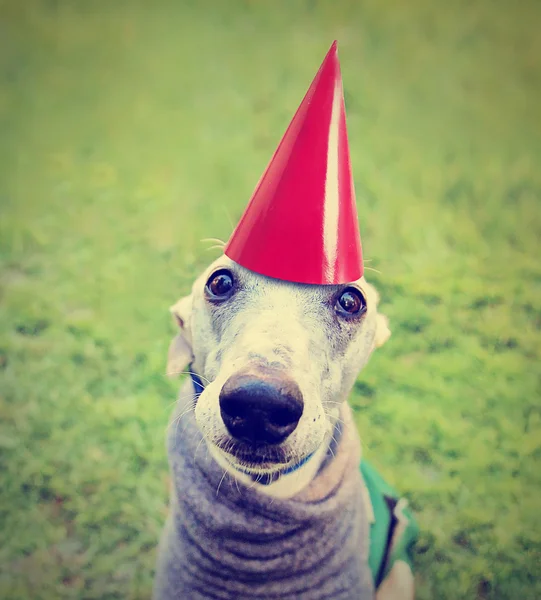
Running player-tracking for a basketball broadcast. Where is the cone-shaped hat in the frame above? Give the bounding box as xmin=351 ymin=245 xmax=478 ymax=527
xmin=224 ymin=41 xmax=363 ymax=284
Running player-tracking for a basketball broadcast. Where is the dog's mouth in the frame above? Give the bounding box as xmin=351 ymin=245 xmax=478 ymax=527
xmin=215 ymin=438 xmax=311 ymax=475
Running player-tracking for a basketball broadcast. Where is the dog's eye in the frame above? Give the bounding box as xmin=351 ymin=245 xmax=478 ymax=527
xmin=335 ymin=288 xmax=366 ymax=317
xmin=206 ymin=270 xmax=235 ymax=300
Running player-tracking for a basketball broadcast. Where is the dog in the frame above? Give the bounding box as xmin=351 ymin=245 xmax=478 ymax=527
xmin=153 ymin=253 xmax=415 ymax=599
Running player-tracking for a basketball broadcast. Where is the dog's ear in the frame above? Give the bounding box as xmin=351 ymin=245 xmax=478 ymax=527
xmin=361 ymin=279 xmax=391 ymax=349
xmin=374 ymin=313 xmax=391 ymax=348
xmin=167 ymin=294 xmax=194 ymax=376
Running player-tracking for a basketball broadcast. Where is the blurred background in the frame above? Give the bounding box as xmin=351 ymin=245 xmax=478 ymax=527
xmin=0 ymin=0 xmax=540 ymax=598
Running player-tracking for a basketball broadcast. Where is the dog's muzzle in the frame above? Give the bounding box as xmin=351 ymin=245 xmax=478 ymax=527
xmin=219 ymin=368 xmax=304 ymax=446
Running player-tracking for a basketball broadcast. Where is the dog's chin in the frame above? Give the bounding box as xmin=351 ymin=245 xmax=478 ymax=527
xmin=215 ymin=440 xmax=306 ymax=475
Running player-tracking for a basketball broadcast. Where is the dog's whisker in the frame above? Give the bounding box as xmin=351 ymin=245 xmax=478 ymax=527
xmin=216 ymin=469 xmax=228 ymax=497
xmin=325 ymin=414 xmax=345 ymax=427
xmin=328 ymin=433 xmax=339 ymax=460
xmin=163 ymin=391 xmax=198 ymax=414
xmin=364 ymin=266 xmax=381 ymax=274
xmin=200 ymin=237 xmax=226 ymax=246
xmin=248 ymin=472 xmax=262 ymax=491
xmin=322 ymin=402 xmax=345 ymax=427
xmin=175 ymin=370 xmax=212 ymax=385
xmin=156 ymin=400 xmax=193 ymax=443
xmin=176 ymin=390 xmax=199 ymax=403
xmin=194 ymin=435 xmax=207 ymax=463
xmin=172 ymin=409 xmax=192 ymax=439
xmin=166 ymin=412 xmax=186 ymax=438
xmin=175 ymin=390 xmax=200 ymax=404
xmin=166 ymin=396 xmax=198 ymax=428
xmin=163 ymin=398 xmax=182 ymax=413
xmin=167 ymin=404 xmax=196 ymax=433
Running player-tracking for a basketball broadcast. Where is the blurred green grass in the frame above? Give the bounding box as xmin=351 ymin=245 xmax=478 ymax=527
xmin=0 ymin=0 xmax=540 ymax=598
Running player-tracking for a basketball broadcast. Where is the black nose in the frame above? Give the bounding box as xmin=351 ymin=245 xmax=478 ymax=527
xmin=219 ymin=372 xmax=304 ymax=445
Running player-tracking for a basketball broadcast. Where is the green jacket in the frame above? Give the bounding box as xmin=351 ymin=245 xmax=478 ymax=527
xmin=361 ymin=460 xmax=419 ymax=588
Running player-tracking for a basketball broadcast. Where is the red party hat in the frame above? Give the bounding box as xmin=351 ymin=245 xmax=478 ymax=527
xmin=224 ymin=41 xmax=363 ymax=285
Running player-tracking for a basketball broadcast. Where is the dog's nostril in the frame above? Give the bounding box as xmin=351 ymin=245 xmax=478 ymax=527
xmin=271 ymin=406 xmax=302 ymax=428
xmin=221 ymin=396 xmax=249 ymax=421
xmin=219 ymin=373 xmax=303 ymax=446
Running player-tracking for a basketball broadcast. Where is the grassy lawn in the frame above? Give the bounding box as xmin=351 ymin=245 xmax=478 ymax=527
xmin=1 ymin=0 xmax=540 ymax=598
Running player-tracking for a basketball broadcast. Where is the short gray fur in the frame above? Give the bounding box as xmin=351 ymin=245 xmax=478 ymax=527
xmin=153 ymin=385 xmax=375 ymax=600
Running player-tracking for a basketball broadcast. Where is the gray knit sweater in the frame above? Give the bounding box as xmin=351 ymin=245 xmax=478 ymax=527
xmin=153 ymin=382 xmax=375 ymax=600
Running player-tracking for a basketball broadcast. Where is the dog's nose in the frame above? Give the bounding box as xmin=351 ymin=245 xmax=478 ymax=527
xmin=219 ymin=372 xmax=303 ymax=445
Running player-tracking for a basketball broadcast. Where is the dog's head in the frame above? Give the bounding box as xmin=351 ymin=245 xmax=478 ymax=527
xmin=168 ymin=254 xmax=390 ymax=477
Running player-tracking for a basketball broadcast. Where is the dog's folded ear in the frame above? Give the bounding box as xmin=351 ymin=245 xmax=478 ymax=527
xmin=363 ymin=280 xmax=391 ymax=349
xmin=167 ymin=294 xmax=194 ymax=377
xmin=374 ymin=313 xmax=391 ymax=348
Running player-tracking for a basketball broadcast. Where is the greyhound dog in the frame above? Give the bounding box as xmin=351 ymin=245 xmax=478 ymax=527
xmin=153 ymin=253 xmax=415 ymax=599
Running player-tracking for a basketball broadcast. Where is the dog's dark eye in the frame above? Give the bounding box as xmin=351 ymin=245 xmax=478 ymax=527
xmin=335 ymin=288 xmax=366 ymax=317
xmin=206 ymin=270 xmax=235 ymax=300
